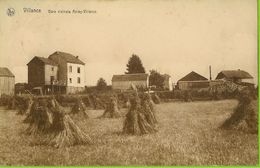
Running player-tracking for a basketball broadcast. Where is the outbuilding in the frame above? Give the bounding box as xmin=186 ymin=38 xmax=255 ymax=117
xmin=177 ymin=71 xmax=209 ymax=90
xmin=0 ymin=67 xmax=15 ymax=95
xmin=112 ymin=73 xmax=149 ymax=91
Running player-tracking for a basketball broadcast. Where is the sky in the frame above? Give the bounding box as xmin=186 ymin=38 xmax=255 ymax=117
xmin=0 ymin=0 xmax=258 ymax=86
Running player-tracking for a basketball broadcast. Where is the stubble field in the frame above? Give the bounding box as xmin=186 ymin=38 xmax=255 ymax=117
xmin=0 ymin=99 xmax=258 ymax=166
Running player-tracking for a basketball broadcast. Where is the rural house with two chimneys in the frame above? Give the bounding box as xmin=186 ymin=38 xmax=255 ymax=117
xmin=27 ymin=51 xmax=85 ymax=94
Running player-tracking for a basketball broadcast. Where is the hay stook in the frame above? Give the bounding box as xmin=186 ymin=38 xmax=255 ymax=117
xmin=70 ymin=97 xmax=89 ymax=118
xmin=24 ymin=97 xmax=92 ymax=148
xmin=221 ymin=88 xmax=258 ymax=134
xmin=123 ymin=93 xmax=158 ymax=135
xmin=152 ymin=93 xmax=161 ymax=104
xmin=101 ymin=96 xmax=121 ymax=118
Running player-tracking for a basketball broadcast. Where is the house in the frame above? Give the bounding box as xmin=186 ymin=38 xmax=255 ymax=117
xmin=48 ymin=51 xmax=85 ymax=93
xmin=27 ymin=51 xmax=85 ymax=94
xmin=0 ymin=67 xmax=15 ymax=95
xmin=112 ymin=73 xmax=149 ymax=91
xmin=215 ymin=69 xmax=255 ymax=88
xmin=177 ymin=71 xmax=209 ymax=90
xmin=163 ymin=74 xmax=173 ymax=91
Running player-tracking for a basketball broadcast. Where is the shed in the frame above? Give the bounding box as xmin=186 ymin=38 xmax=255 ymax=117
xmin=177 ymin=71 xmax=209 ymax=90
xmin=112 ymin=73 xmax=149 ymax=90
xmin=0 ymin=67 xmax=15 ymax=95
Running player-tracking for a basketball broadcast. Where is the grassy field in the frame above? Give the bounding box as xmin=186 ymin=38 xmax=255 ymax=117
xmin=0 ymin=99 xmax=258 ymax=166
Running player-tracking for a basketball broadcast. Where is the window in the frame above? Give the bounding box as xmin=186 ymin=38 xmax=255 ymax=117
xmin=51 ymin=67 xmax=54 ymax=71
xmin=77 ymin=77 xmax=80 ymax=84
xmin=69 ymin=66 xmax=72 ymax=73
xmin=77 ymin=67 xmax=80 ymax=73
xmin=69 ymin=78 xmax=72 ymax=83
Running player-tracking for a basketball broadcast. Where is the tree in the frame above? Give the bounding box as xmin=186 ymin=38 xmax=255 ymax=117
xmin=125 ymin=54 xmax=146 ymax=74
xmin=149 ymin=70 xmax=165 ymax=89
xmin=96 ymin=78 xmax=107 ymax=91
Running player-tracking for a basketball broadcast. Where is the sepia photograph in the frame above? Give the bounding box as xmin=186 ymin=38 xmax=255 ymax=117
xmin=0 ymin=0 xmax=258 ymax=166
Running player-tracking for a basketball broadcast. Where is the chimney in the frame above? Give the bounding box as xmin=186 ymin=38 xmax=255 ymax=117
xmin=209 ymin=65 xmax=212 ymax=80
xmin=76 ymin=56 xmax=79 ymax=59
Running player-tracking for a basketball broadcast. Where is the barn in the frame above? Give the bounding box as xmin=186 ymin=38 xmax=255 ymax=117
xmin=216 ymin=70 xmax=254 ymax=83
xmin=0 ymin=67 xmax=15 ymax=95
xmin=177 ymin=71 xmax=209 ymax=90
xmin=215 ymin=69 xmax=255 ymax=88
xmin=112 ymin=73 xmax=149 ymax=91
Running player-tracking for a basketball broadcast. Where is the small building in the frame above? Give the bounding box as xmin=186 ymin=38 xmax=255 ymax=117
xmin=27 ymin=51 xmax=85 ymax=94
xmin=112 ymin=73 xmax=149 ymax=91
xmin=216 ymin=70 xmax=254 ymax=84
xmin=163 ymin=74 xmax=173 ymax=91
xmin=0 ymin=67 xmax=15 ymax=95
xmin=177 ymin=71 xmax=209 ymax=90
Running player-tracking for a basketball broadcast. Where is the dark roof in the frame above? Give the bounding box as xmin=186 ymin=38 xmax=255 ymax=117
xmin=216 ymin=70 xmax=253 ymax=79
xmin=112 ymin=73 xmax=149 ymax=82
xmin=27 ymin=56 xmax=57 ymax=66
xmin=0 ymin=67 xmax=15 ymax=77
xmin=49 ymin=51 xmax=85 ymax=65
xmin=178 ymin=71 xmax=208 ymax=82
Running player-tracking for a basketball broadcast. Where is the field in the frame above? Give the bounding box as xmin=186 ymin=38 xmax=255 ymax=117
xmin=0 ymin=99 xmax=258 ymax=166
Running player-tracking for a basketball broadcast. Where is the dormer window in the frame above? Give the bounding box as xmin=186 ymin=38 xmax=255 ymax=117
xmin=69 ymin=66 xmax=72 ymax=73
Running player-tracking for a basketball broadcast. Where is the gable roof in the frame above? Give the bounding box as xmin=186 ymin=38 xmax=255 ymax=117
xmin=216 ymin=70 xmax=253 ymax=79
xmin=0 ymin=67 xmax=15 ymax=77
xmin=178 ymin=71 xmax=208 ymax=82
xmin=112 ymin=73 xmax=149 ymax=82
xmin=49 ymin=51 xmax=85 ymax=65
xmin=27 ymin=56 xmax=57 ymax=66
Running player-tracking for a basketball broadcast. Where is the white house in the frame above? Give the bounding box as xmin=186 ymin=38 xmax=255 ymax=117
xmin=27 ymin=51 xmax=86 ymax=94
xmin=49 ymin=51 xmax=85 ymax=94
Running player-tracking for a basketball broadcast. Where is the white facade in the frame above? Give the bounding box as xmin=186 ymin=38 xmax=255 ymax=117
xmin=67 ymin=63 xmax=85 ymax=88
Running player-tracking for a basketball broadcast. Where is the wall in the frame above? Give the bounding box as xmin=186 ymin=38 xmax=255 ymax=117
xmin=112 ymin=80 xmax=148 ymax=90
xmin=66 ymin=86 xmax=85 ymax=94
xmin=0 ymin=76 xmax=15 ymax=95
xmin=241 ymin=78 xmax=254 ymax=84
xmin=164 ymin=77 xmax=173 ymax=91
xmin=44 ymin=64 xmax=58 ymax=85
xmin=48 ymin=55 xmax=68 ymax=85
xmin=67 ymin=63 xmax=85 ymax=88
xmin=178 ymin=80 xmax=210 ymax=90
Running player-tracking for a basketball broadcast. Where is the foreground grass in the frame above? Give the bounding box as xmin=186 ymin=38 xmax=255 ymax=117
xmin=0 ymin=99 xmax=258 ymax=166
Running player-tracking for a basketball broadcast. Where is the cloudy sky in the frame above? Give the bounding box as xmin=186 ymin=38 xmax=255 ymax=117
xmin=0 ymin=0 xmax=257 ymax=85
